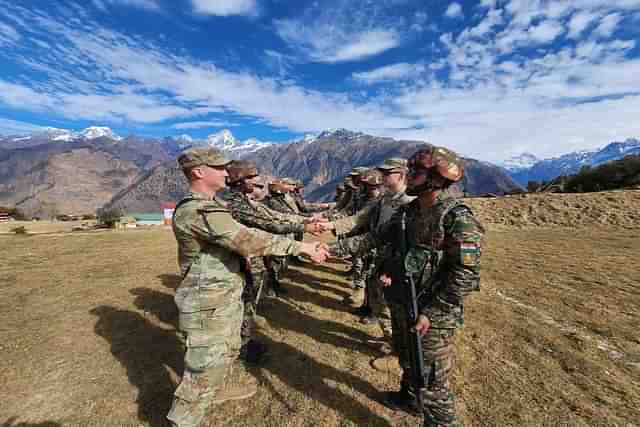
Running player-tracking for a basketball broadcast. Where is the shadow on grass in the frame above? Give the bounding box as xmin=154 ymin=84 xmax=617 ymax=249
xmin=252 ymin=333 xmax=391 ymax=426
xmin=285 ymin=267 xmax=352 ymax=301
xmin=130 ymin=287 xmax=179 ymax=330
xmin=261 ymin=297 xmax=376 ymax=357
xmin=1 ymin=419 xmax=62 ymax=427
xmin=89 ymin=305 xmax=183 ymax=427
xmin=157 ymin=273 xmax=182 ymax=291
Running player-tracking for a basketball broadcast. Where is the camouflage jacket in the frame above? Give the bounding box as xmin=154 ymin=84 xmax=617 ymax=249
xmin=172 ymin=191 xmax=302 ymax=315
xmin=264 ymin=193 xmax=302 ymax=215
xmin=292 ymin=193 xmax=327 ymax=214
xmin=226 ymin=189 xmax=307 ymax=272
xmin=331 ymin=192 xmax=484 ymax=328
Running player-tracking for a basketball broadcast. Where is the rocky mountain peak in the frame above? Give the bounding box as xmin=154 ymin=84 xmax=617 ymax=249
xmin=206 ymin=129 xmax=237 ymax=148
xmin=80 ymin=126 xmax=122 ymax=141
xmin=500 ymin=152 xmax=540 ymax=172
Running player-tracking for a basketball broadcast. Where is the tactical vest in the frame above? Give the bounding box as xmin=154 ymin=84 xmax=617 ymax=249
xmin=402 ymin=197 xmax=477 ymax=308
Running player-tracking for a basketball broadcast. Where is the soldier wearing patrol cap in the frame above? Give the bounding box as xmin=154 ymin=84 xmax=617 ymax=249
xmin=224 ymin=160 xmax=323 ymax=364
xmin=327 ymin=147 xmax=484 ymax=426
xmin=167 ymin=148 xmax=328 ymax=427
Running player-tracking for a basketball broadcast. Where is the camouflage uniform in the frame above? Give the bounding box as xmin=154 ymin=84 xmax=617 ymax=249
xmin=331 ymin=149 xmax=484 ymax=427
xmin=226 ymin=188 xmax=307 ymax=345
xmin=330 ymin=159 xmax=414 ymax=337
xmin=168 ymin=154 xmax=306 ymax=427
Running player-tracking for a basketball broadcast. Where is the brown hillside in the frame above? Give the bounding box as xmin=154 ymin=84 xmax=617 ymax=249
xmin=467 ymin=190 xmax=640 ymax=229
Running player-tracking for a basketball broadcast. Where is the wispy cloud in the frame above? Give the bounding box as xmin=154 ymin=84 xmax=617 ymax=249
xmin=172 ymin=120 xmax=237 ymax=129
xmin=190 ymin=0 xmax=258 ymax=17
xmin=352 ymin=63 xmax=425 ymax=84
xmin=0 ymin=20 xmax=20 ymax=46
xmin=274 ymin=0 xmax=409 ymax=63
xmin=275 ymin=20 xmax=400 ymax=63
xmin=0 ymin=118 xmax=44 ymax=135
xmin=445 ymin=3 xmax=463 ymax=19
xmin=92 ymin=0 xmax=162 ymax=12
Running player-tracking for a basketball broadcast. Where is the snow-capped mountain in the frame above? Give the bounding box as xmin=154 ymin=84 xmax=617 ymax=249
xmin=40 ymin=127 xmax=77 ymax=142
xmin=504 ymin=138 xmax=640 ymax=186
xmin=174 ymin=129 xmax=274 ymax=158
xmin=499 ymin=152 xmax=540 ymax=172
xmin=5 ymin=126 xmax=122 ymax=143
xmin=80 ymin=126 xmax=122 ymax=141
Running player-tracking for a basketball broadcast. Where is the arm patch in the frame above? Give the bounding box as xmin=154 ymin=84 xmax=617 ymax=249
xmin=459 ymin=242 xmax=481 ymax=266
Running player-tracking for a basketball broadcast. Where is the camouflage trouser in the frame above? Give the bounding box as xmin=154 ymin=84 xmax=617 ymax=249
xmin=351 ymin=256 xmax=365 ymax=289
xmin=390 ymin=301 xmax=459 ymax=426
xmin=368 ymin=273 xmax=391 ymax=340
xmin=240 ymin=271 xmax=265 ymax=347
xmin=167 ymin=286 xmax=244 ymax=427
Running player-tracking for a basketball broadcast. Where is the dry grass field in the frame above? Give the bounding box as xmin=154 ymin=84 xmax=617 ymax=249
xmin=1 ymin=192 xmax=639 ymax=427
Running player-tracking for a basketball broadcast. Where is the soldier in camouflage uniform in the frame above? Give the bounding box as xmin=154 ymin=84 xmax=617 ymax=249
xmin=225 ymin=160 xmax=323 ymax=363
xmin=292 ymin=179 xmax=333 ymax=215
xmin=350 ymin=169 xmax=385 ymax=321
xmin=167 ymin=148 xmax=328 ymax=427
xmin=328 ymin=147 xmax=484 ymax=426
xmin=321 ymin=159 xmax=414 ymax=341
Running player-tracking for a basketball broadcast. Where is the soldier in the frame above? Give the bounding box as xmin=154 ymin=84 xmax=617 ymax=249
xmin=328 ymin=147 xmax=484 ymax=426
xmin=225 ymin=160 xmax=324 ymax=364
xmin=320 ymin=159 xmax=414 ymax=342
xmin=292 ymin=179 xmax=333 ymax=214
xmin=350 ymin=169 xmax=385 ymax=320
xmin=168 ymin=148 xmax=328 ymax=427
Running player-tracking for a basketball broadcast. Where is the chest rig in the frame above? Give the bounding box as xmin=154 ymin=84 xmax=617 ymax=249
xmin=402 ymin=197 xmax=468 ymax=299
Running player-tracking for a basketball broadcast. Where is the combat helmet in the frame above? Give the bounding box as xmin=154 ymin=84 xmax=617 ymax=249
xmin=226 ymin=160 xmax=258 ymax=184
xmin=406 ymin=146 xmax=464 ymax=195
xmin=361 ymin=169 xmax=384 ymax=186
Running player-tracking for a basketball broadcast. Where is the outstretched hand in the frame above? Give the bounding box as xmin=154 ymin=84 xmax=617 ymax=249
xmin=299 ymin=241 xmax=329 ymax=264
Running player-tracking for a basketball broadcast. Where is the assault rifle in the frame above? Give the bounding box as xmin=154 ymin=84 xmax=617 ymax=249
xmin=399 ymin=211 xmax=426 ymax=416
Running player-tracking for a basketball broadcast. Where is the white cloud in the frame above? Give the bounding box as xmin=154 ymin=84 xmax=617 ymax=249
xmin=567 ymin=11 xmax=600 ymax=39
xmin=0 ymin=20 xmax=20 ymax=46
xmin=275 ymin=19 xmax=400 ymax=63
xmin=191 ymin=0 xmax=257 ymax=16
xmin=0 ymin=118 xmax=44 ymax=135
xmin=445 ymin=3 xmax=463 ymax=19
xmin=352 ymin=63 xmax=425 ymax=84
xmin=528 ymin=20 xmax=564 ymax=43
xmin=594 ymin=13 xmax=623 ymax=38
xmin=172 ymin=120 xmax=237 ymax=129
xmin=93 ymin=0 xmax=162 ymax=12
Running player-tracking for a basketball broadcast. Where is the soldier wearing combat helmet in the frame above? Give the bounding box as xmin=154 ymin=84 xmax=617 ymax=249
xmin=167 ymin=148 xmax=328 ymax=427
xmin=224 ymin=160 xmax=324 ymax=363
xmin=327 ymin=146 xmax=484 ymax=426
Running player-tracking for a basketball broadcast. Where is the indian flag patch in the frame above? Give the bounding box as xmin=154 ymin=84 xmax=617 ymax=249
xmin=460 ymin=242 xmax=480 ymax=266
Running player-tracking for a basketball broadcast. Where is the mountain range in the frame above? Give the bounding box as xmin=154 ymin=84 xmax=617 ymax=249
xmin=4 ymin=125 xmax=636 ymax=217
xmin=106 ymin=128 xmax=520 ymax=212
xmin=500 ymin=139 xmax=640 ymax=186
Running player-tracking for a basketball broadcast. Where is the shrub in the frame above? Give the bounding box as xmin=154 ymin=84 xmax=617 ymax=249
xmin=11 ymin=226 xmax=28 ymax=235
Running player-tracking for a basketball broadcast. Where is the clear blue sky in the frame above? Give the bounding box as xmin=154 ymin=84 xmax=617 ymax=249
xmin=0 ymin=0 xmax=639 ymax=161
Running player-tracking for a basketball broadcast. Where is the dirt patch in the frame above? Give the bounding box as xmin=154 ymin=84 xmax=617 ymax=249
xmin=1 ymin=222 xmax=639 ymax=426
xmin=467 ymin=190 xmax=640 ymax=229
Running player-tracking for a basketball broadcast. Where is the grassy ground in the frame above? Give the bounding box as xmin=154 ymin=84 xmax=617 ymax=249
xmin=1 ymin=225 xmax=639 ymax=427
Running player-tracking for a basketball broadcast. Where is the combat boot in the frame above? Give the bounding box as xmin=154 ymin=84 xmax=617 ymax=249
xmin=360 ymin=314 xmax=378 ymax=325
xmin=239 ymin=339 xmax=269 ymax=365
xmin=384 ymin=385 xmax=420 ymax=415
xmin=353 ymin=304 xmax=372 ymax=317
xmin=211 ymin=366 xmax=258 ymax=404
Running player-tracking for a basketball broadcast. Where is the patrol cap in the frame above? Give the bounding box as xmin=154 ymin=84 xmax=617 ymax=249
xmin=178 ymin=147 xmax=231 ymax=170
xmin=280 ymin=177 xmax=298 ymax=186
xmin=349 ymin=166 xmax=369 ymax=176
xmin=362 ymin=169 xmax=384 ymax=186
xmin=377 ymin=158 xmax=408 ymax=173
xmin=344 ymin=176 xmax=358 ymax=190
xmin=226 ymin=160 xmax=259 ymax=184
